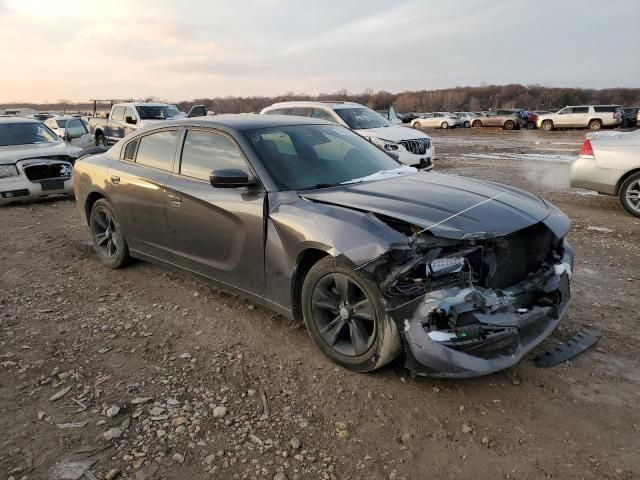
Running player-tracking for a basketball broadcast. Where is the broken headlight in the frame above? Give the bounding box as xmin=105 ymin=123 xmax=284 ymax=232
xmin=428 ymin=257 xmax=466 ymax=277
xmin=0 ymin=165 xmax=19 ymax=178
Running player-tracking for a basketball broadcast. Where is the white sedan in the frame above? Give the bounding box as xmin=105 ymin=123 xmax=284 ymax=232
xmin=570 ymin=129 xmax=640 ymax=217
xmin=411 ymin=112 xmax=460 ymax=129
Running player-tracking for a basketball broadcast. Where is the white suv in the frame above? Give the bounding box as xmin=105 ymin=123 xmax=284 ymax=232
xmin=260 ymin=101 xmax=434 ymax=169
xmin=536 ymin=105 xmax=623 ymax=131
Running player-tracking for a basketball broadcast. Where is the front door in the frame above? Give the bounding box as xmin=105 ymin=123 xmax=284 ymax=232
xmin=106 ymin=128 xmax=180 ymax=260
xmin=165 ymin=128 xmax=266 ymax=296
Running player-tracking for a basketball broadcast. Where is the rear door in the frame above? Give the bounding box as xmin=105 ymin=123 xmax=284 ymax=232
xmin=165 ymin=128 xmax=266 ymax=295
xmin=106 ymin=128 xmax=180 ymax=260
xmin=571 ymin=106 xmax=589 ymax=127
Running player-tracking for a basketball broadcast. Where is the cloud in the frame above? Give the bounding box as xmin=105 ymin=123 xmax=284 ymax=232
xmin=0 ymin=0 xmax=638 ymax=103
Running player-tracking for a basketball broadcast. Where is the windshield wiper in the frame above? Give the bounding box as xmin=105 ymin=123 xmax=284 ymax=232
xmin=299 ymin=182 xmax=341 ymax=191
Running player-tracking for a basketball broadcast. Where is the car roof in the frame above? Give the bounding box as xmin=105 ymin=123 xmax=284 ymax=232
xmin=139 ymin=114 xmax=333 ymax=132
xmin=0 ymin=117 xmax=40 ymax=124
xmin=265 ymin=101 xmax=364 ymax=110
xmin=115 ymin=102 xmax=174 ymax=107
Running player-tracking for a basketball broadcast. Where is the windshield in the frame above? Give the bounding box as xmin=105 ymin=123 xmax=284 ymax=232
xmin=0 ymin=122 xmax=60 ymax=147
xmin=135 ymin=105 xmax=180 ymax=120
xmin=243 ymin=124 xmax=405 ymax=191
xmin=334 ymin=107 xmax=391 ymax=129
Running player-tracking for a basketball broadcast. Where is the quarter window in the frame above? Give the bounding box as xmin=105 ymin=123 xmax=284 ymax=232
xmin=123 ymin=139 xmax=139 ymax=161
xmin=135 ymin=130 xmax=179 ymax=171
xmin=180 ymin=130 xmax=247 ymax=181
xmin=311 ymin=109 xmax=336 ymax=123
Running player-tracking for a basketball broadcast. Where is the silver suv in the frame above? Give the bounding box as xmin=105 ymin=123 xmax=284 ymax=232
xmin=536 ymin=105 xmax=622 ymax=131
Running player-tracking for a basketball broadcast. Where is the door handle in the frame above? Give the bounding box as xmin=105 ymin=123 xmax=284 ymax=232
xmin=168 ymin=194 xmax=182 ymax=207
xmin=110 ymin=175 xmax=120 ymax=185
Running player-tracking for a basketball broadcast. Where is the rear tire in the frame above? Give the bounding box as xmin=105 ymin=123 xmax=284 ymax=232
xmin=588 ymin=119 xmax=603 ymax=130
xmin=441 ymin=122 xmax=449 ymax=129
xmin=413 ymin=121 xmax=421 ymax=128
xmin=472 ymin=120 xmax=482 ymax=127
xmin=89 ymin=199 xmax=130 ymax=269
xmin=541 ymin=120 xmax=554 ymax=131
xmin=504 ymin=120 xmax=515 ymax=130
xmin=301 ymin=257 xmax=401 ymax=372
xmin=95 ymin=133 xmax=106 ymax=146
xmin=464 ymin=121 xmax=471 ymax=128
xmin=619 ymin=172 xmax=640 ymax=218
xmin=526 ymin=121 xmax=536 ymax=130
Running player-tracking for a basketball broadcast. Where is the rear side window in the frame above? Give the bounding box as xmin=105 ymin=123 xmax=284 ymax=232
xmin=111 ymin=107 xmax=125 ymax=121
xmin=573 ymin=107 xmax=589 ymax=113
xmin=123 ymin=139 xmax=139 ymax=161
xmin=135 ymin=130 xmax=179 ymax=171
xmin=290 ymin=108 xmax=311 ymax=117
xmin=594 ymin=106 xmax=615 ymax=113
xmin=180 ymin=130 xmax=247 ymax=181
xmin=264 ymin=108 xmax=290 ymax=115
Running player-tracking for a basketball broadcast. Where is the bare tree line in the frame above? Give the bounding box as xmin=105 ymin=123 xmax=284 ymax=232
xmin=3 ymin=84 xmax=639 ymax=114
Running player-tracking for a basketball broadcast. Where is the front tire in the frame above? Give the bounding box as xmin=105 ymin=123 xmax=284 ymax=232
xmin=89 ymin=199 xmax=130 ymax=268
xmin=301 ymin=258 xmax=400 ymax=372
xmin=413 ymin=121 xmax=421 ymax=128
xmin=588 ymin=119 xmax=603 ymax=130
xmin=504 ymin=120 xmax=515 ymax=130
xmin=441 ymin=122 xmax=449 ymax=129
xmin=472 ymin=120 xmax=482 ymax=127
xmin=95 ymin=133 xmax=106 ymax=146
xmin=541 ymin=120 xmax=554 ymax=131
xmin=619 ymin=172 xmax=640 ymax=218
xmin=464 ymin=121 xmax=471 ymax=128
xmin=526 ymin=121 xmax=536 ymax=130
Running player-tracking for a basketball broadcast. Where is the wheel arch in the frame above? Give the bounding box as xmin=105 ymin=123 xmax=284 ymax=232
xmin=84 ymin=191 xmax=106 ymax=225
xmin=616 ymin=167 xmax=640 ymax=194
xmin=291 ymin=248 xmax=331 ymax=321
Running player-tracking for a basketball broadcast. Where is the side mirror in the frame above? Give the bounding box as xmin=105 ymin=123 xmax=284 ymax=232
xmin=187 ymin=105 xmax=207 ymax=118
xmin=65 ymin=130 xmax=83 ymax=141
xmin=125 ymin=116 xmax=137 ymax=125
xmin=209 ymin=169 xmax=257 ymax=188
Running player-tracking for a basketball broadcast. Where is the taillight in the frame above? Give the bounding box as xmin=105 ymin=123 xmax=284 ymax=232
xmin=579 ymin=139 xmax=594 ymax=158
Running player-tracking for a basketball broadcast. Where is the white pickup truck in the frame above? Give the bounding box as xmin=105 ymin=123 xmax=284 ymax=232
xmin=89 ymin=102 xmax=206 ymax=146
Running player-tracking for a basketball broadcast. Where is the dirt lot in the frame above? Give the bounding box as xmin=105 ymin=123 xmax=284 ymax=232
xmin=1 ymin=128 xmax=639 ymax=480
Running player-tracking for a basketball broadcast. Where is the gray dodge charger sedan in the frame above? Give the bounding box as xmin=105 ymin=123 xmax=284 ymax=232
xmin=74 ymin=115 xmax=574 ymax=378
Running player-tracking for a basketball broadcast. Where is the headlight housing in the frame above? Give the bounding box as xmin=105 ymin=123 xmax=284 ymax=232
xmin=0 ymin=165 xmax=19 ymax=179
xmin=369 ymin=136 xmax=400 ymax=151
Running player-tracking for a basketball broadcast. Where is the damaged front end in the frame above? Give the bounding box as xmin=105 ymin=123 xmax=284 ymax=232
xmin=359 ymin=218 xmax=574 ymax=378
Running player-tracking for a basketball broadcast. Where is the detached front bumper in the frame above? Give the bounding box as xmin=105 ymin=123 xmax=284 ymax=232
xmin=390 ymin=244 xmax=574 ymax=378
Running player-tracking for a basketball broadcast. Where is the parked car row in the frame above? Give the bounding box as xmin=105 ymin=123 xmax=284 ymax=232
xmin=406 ymin=105 xmax=637 ymax=132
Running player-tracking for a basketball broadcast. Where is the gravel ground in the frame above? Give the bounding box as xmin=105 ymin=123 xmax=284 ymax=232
xmin=1 ymin=128 xmax=639 ymax=480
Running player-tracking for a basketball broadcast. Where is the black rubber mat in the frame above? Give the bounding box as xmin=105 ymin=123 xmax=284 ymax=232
xmin=534 ymin=329 xmax=602 ymax=368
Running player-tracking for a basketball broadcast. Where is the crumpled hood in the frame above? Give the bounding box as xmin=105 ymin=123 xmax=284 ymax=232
xmin=355 ymin=126 xmax=430 ymax=143
xmin=299 ymin=172 xmax=551 ymax=240
xmin=0 ymin=142 xmax=80 ymax=165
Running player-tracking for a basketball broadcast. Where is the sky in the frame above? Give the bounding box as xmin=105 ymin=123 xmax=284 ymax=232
xmin=0 ymin=0 xmax=638 ymax=103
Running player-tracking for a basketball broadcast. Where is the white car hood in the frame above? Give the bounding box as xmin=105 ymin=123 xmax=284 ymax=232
xmin=355 ymin=126 xmax=430 ymax=142
xmin=0 ymin=142 xmax=80 ymax=165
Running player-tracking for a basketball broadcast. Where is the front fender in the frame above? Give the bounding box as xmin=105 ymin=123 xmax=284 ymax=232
xmin=264 ymin=192 xmax=409 ymax=312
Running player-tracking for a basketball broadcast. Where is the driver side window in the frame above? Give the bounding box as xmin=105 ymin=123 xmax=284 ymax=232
xmin=180 ymin=130 xmax=249 ymax=181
